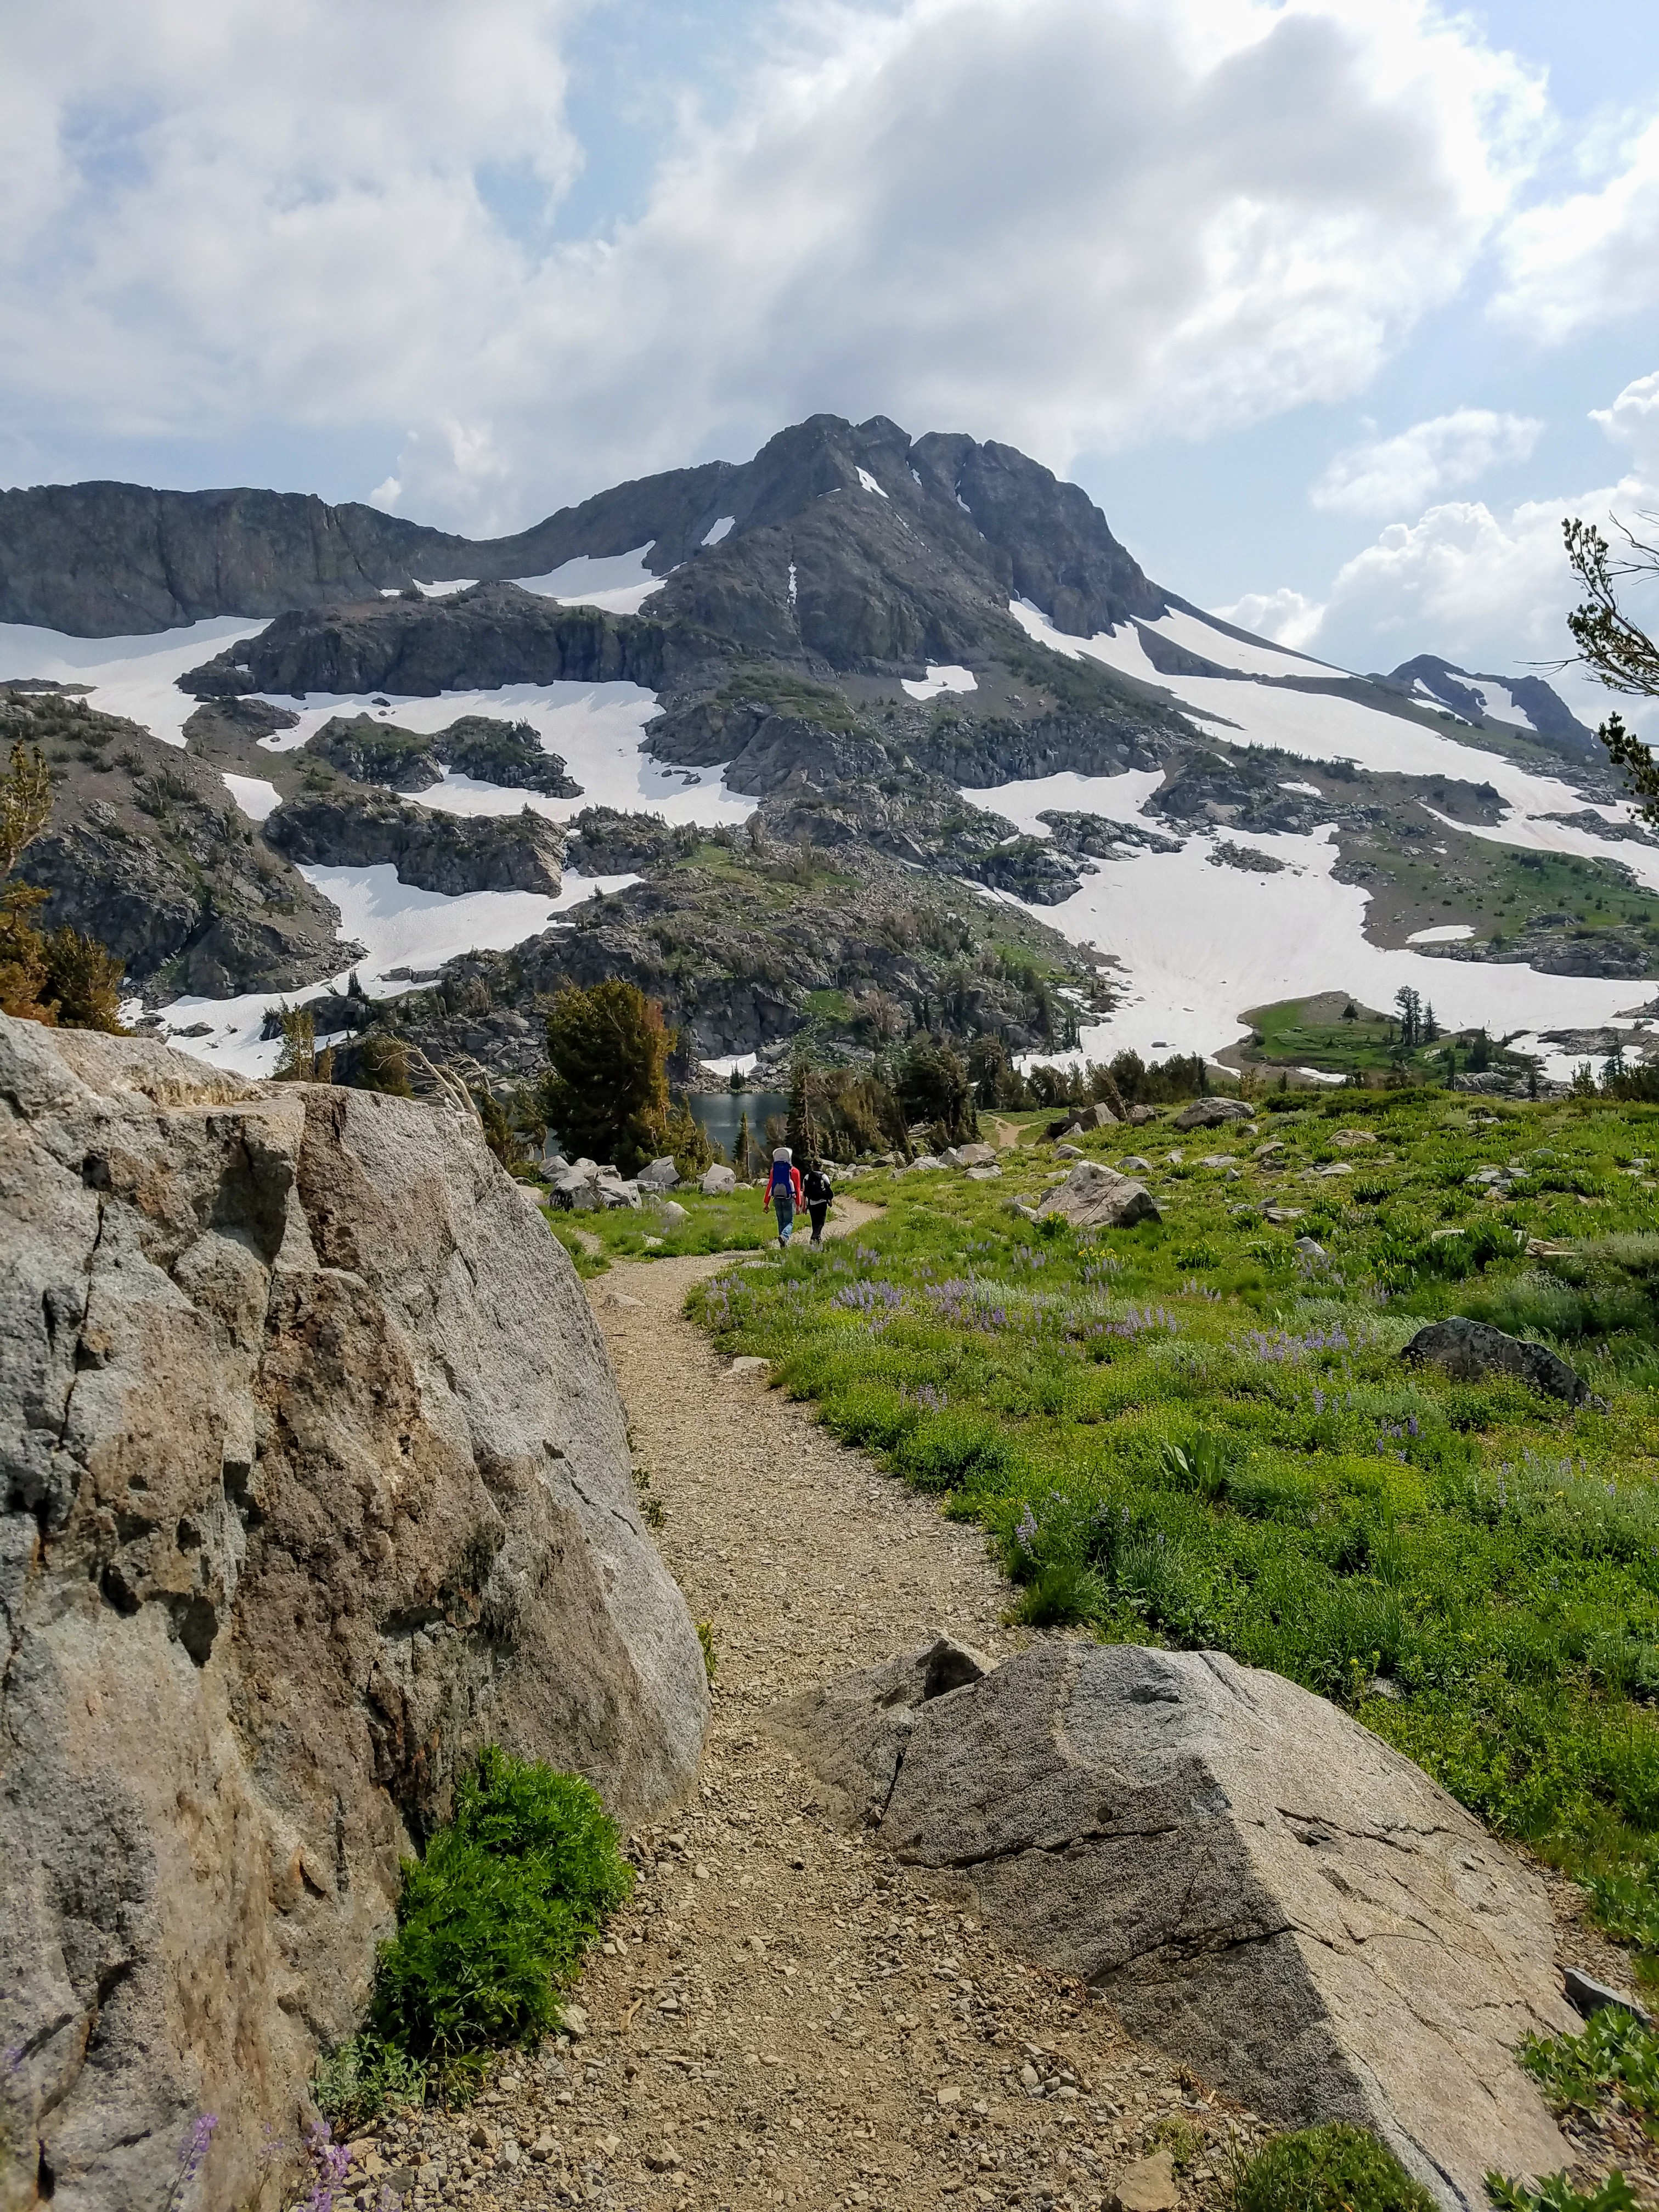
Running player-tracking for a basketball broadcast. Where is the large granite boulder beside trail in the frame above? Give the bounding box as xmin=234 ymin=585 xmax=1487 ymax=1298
xmin=1401 ymin=1316 xmax=1599 ymax=1408
xmin=0 ymin=1017 xmax=708 ymax=2212
xmin=1037 ymin=1159 xmax=1160 ymax=1229
xmin=776 ymin=1637 xmax=1573 ymax=2211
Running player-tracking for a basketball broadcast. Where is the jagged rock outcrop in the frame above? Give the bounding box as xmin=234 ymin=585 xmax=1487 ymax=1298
xmin=1 ymin=690 xmax=354 ymax=998
xmin=306 ymin=712 xmax=580 ymax=798
xmin=1414 ymin=915 xmax=1659 ymax=980
xmin=0 ymin=483 xmax=487 ymax=636
xmin=777 ymin=1638 xmax=1575 ymax=2212
xmin=1037 ymin=809 xmax=1181 ymax=859
xmin=0 ymin=1019 xmax=708 ymax=2212
xmin=178 ymin=585 xmax=698 ymax=703
xmin=263 ymin=787 xmax=565 ymax=896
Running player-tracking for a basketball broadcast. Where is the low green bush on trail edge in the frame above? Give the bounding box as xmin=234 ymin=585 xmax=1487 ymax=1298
xmin=1234 ymin=2124 xmax=1434 ymax=2212
xmin=1487 ymin=2170 xmax=1643 ymax=2212
xmin=684 ymin=1092 xmax=1659 ymax=1982
xmin=314 ymin=1748 xmax=632 ymax=2130
xmin=1518 ymin=2006 xmax=1659 ymax=2137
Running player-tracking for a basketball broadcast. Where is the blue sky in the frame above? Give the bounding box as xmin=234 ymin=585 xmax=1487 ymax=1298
xmin=4 ymin=0 xmax=1658 ymax=699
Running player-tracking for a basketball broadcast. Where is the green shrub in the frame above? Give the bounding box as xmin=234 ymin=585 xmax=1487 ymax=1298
xmin=369 ymin=1747 xmax=632 ymax=2059
xmin=1014 ymin=1558 xmax=1103 ymax=1626
xmin=893 ymin=1410 xmax=1013 ymax=1492
xmin=312 ymin=2034 xmax=430 ymax=2133
xmin=1486 ymin=2171 xmax=1640 ymax=2212
xmin=1517 ymin=2004 xmax=1659 ymax=2128
xmin=1235 ymin=2124 xmax=1434 ymax=2212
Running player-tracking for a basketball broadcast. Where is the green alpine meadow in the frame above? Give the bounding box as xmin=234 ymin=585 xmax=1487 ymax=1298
xmin=668 ymin=1087 xmax=1659 ymax=1970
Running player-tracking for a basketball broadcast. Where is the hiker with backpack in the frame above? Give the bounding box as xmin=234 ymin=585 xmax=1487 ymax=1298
xmin=802 ymin=1159 xmax=834 ymax=1247
xmin=764 ymin=1147 xmax=804 ymax=1245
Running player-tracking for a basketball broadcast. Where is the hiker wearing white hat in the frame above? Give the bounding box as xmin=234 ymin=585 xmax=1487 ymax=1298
xmin=763 ymin=1146 xmax=803 ymax=1245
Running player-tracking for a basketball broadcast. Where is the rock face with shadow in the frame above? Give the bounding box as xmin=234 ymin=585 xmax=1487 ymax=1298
xmin=775 ymin=1636 xmax=1574 ymax=2212
xmin=0 ymin=1018 xmax=708 ymax=2212
xmin=262 ymin=786 xmax=566 ymax=896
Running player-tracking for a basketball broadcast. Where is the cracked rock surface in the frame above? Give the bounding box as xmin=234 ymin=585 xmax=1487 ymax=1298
xmin=0 ymin=1017 xmax=707 ymax=2212
xmin=785 ymin=1637 xmax=1576 ymax=2211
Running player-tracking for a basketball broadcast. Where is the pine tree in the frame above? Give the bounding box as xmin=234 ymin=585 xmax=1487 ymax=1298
xmin=787 ymin=1054 xmax=822 ymax=1162
xmin=539 ymin=980 xmax=672 ymax=1174
xmin=0 ymin=740 xmax=125 ymax=1031
xmin=273 ymin=1005 xmax=316 ymax=1080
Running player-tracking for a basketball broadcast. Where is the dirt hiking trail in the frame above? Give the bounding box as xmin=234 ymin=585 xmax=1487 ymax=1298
xmin=374 ymin=1197 xmax=1268 ymax=2212
xmin=358 ymin=1203 xmax=1645 ymax=2212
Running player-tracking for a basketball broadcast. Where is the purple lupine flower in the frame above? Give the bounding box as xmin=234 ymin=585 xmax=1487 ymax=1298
xmin=167 ymin=2113 xmax=217 ymax=2208
xmin=302 ymin=2120 xmax=351 ymax=2212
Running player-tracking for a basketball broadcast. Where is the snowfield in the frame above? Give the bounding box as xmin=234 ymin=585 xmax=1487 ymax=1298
xmin=222 ymin=773 xmax=282 ymax=822
xmin=249 ymin=678 xmax=755 ymax=831
xmin=901 ymin=664 xmax=977 ymax=702
xmin=151 ymin=866 xmax=640 ymax=1079
xmin=0 ymin=615 xmax=266 ymax=747
xmin=967 ymin=769 xmax=1655 ymax=1084
xmin=511 ymin=543 xmax=668 ymax=614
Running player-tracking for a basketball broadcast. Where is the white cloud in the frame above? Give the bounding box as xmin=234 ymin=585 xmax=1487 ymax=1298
xmin=1591 ymin=370 xmax=1659 ymax=478
xmin=1211 ymin=586 xmax=1326 ymax=651
xmin=1216 ymin=373 xmax=1659 ymax=736
xmin=0 ymin=1 xmax=582 ymax=447
xmin=1310 ymin=407 xmax=1541 ymax=516
xmin=1495 ymin=112 xmax=1659 ymax=342
xmin=0 ymin=0 xmax=1547 ymax=529
xmin=1317 ymin=493 xmax=1582 ymax=664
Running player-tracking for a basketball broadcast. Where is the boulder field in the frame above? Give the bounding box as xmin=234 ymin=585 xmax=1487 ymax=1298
xmin=0 ymin=1017 xmax=709 ymax=2212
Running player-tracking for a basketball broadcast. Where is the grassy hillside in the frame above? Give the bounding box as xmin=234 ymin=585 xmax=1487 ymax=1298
xmin=667 ymin=1088 xmax=1659 ymax=1974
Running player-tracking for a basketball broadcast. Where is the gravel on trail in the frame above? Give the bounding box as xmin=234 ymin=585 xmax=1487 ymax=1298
xmin=352 ymin=1203 xmax=1272 ymax=2212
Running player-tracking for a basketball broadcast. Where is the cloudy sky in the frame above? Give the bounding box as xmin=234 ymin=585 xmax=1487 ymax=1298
xmin=4 ymin=0 xmax=1658 ymax=701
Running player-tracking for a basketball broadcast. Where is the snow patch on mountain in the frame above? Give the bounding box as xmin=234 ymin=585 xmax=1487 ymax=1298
xmin=901 ymin=664 xmax=977 ymax=702
xmin=249 ymin=678 xmax=755 ymax=831
xmin=512 ymin=543 xmax=667 ymax=613
xmin=963 ymin=768 xmax=1650 ymax=1075
xmin=222 ymin=773 xmax=282 ymax=822
xmin=156 ymin=865 xmax=640 ymax=1079
xmin=0 ymin=614 xmax=265 ymax=747
xmin=1148 ymin=605 xmax=1341 ymax=678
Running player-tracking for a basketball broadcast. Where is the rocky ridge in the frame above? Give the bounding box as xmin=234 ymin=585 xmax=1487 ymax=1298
xmin=307 ymin=712 xmax=582 ymax=798
xmin=263 ymin=786 xmax=566 ymax=896
xmin=1 ymin=686 xmax=357 ymax=997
